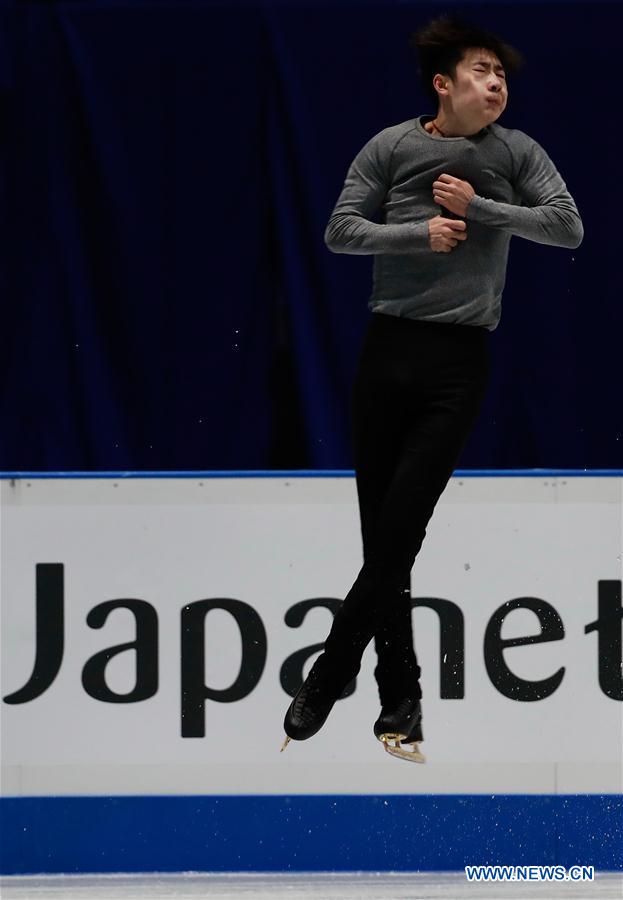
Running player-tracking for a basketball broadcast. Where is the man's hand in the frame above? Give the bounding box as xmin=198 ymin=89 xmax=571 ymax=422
xmin=432 ymin=174 xmax=475 ymax=217
xmin=428 ymin=216 xmax=467 ymax=253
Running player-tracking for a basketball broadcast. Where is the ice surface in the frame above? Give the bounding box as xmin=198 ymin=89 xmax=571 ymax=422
xmin=1 ymin=872 xmax=622 ymax=900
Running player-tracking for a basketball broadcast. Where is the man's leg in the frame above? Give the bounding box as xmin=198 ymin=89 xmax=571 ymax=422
xmin=282 ymin=317 xmax=490 ymax=745
xmin=322 ymin=346 xmax=490 ymax=683
xmin=351 ymin=367 xmax=420 ymax=707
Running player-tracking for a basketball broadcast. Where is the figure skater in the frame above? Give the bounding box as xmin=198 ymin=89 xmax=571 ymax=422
xmin=281 ymin=15 xmax=583 ymax=762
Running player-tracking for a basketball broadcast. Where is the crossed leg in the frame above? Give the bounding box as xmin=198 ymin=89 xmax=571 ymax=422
xmin=320 ymin=333 xmax=490 ymax=691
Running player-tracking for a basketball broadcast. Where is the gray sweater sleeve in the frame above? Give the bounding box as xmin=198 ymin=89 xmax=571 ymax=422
xmin=467 ymin=131 xmax=584 ymax=249
xmin=324 ymin=132 xmax=429 ymax=254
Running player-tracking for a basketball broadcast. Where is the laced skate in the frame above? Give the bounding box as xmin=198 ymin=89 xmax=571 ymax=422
xmin=374 ymin=696 xmax=425 ymax=763
xmin=280 ymin=665 xmax=340 ymax=751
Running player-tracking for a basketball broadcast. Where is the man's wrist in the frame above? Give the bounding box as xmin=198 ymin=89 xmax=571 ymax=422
xmin=465 ymin=193 xmax=490 ymax=219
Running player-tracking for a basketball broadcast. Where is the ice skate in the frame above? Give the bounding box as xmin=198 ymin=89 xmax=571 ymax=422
xmin=374 ymin=697 xmax=425 ymax=763
xmin=280 ymin=663 xmax=340 ymax=751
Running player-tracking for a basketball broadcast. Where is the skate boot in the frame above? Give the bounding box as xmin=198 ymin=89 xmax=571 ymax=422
xmin=373 ymin=696 xmax=425 ymax=763
xmin=280 ymin=660 xmax=343 ymax=752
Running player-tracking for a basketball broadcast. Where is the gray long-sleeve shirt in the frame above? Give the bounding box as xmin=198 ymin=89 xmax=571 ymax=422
xmin=324 ymin=115 xmax=584 ymax=330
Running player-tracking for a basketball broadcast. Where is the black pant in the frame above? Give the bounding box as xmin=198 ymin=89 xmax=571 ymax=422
xmin=320 ymin=312 xmax=491 ymax=703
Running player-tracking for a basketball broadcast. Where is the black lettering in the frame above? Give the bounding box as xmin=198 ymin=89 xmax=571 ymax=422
xmin=585 ymin=580 xmax=623 ymax=701
xmin=181 ymin=598 xmax=266 ymax=737
xmin=3 ymin=564 xmax=64 ymax=704
xmin=484 ymin=598 xmax=565 ymax=700
xmin=82 ymin=599 xmax=158 ymax=702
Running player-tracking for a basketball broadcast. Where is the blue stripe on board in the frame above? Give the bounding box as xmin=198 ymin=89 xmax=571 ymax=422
xmin=1 ymin=795 xmax=621 ymax=875
xmin=1 ymin=469 xmax=622 ymax=479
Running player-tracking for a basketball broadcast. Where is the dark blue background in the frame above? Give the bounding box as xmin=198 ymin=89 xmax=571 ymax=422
xmin=2 ymin=1 xmax=621 ymax=471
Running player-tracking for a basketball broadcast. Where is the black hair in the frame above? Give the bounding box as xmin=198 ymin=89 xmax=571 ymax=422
xmin=409 ymin=15 xmax=526 ymax=106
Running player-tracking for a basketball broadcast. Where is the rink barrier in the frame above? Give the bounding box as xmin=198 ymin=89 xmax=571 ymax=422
xmin=1 ymin=794 xmax=622 ymax=875
xmin=1 ymin=468 xmax=623 ymax=477
xmin=2 ymin=471 xmax=621 ymax=874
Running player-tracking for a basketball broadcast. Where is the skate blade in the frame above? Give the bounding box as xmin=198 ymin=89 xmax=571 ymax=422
xmin=280 ymin=735 xmax=291 ymax=753
xmin=379 ymin=733 xmax=426 ymax=764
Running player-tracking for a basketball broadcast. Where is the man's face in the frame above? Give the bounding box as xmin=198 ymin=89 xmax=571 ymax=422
xmin=439 ymin=47 xmax=508 ymax=123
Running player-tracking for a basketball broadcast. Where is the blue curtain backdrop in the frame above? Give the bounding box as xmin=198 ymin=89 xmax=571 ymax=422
xmin=1 ymin=0 xmax=621 ymax=470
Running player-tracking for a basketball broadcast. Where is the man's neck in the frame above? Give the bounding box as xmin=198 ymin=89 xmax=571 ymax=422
xmin=426 ymin=113 xmax=483 ymax=138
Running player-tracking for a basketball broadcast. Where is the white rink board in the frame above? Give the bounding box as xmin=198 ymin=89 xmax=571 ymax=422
xmin=1 ymin=475 xmax=622 ymax=797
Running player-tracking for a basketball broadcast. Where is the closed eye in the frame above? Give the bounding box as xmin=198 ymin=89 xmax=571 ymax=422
xmin=475 ymin=66 xmax=506 ymax=79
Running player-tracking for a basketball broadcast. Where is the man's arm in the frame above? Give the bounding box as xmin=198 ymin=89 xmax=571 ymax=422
xmin=324 ymin=131 xmax=429 ymax=254
xmin=465 ymin=131 xmax=584 ymax=249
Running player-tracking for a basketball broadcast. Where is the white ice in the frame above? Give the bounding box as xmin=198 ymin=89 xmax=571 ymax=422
xmin=1 ymin=872 xmax=622 ymax=900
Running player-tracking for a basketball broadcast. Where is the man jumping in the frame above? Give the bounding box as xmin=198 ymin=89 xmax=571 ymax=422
xmin=281 ymin=15 xmax=583 ymax=762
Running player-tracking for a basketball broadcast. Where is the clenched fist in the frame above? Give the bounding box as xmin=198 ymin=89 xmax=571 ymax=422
xmin=432 ymin=174 xmax=475 ymax=217
xmin=428 ymin=216 xmax=468 ymax=253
